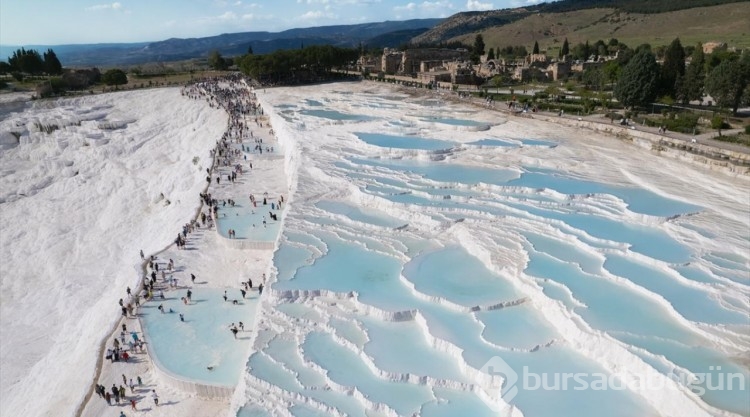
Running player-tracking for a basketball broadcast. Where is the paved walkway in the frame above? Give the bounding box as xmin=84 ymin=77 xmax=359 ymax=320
xmin=564 ymin=112 xmax=747 ymax=154
xmin=398 ymin=82 xmax=750 ymax=156
xmin=80 ymin=78 xmax=287 ymax=417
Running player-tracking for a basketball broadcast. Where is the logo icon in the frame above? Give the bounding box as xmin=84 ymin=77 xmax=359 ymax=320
xmin=480 ymin=356 xmax=518 ymax=410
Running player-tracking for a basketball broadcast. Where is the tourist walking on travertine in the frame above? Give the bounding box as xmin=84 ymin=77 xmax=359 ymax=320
xmin=152 ymin=390 xmax=159 ymax=406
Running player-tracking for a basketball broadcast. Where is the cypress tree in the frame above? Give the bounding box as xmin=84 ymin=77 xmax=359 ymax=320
xmin=561 ymin=38 xmax=569 ymax=57
xmin=678 ymin=43 xmax=705 ymax=104
xmin=614 ymin=49 xmax=660 ymax=109
xmin=43 ymin=49 xmax=63 ymax=75
xmin=705 ymin=53 xmax=750 ymax=115
xmin=659 ymin=38 xmax=685 ymax=98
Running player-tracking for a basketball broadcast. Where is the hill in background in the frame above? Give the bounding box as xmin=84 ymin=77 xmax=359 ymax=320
xmin=1 ymin=0 xmax=748 ymax=68
xmin=418 ymin=2 xmax=750 ymax=52
xmin=0 ymin=19 xmax=442 ymax=67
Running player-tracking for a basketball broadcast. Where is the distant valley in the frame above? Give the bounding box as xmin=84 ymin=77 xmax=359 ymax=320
xmin=1 ymin=0 xmax=748 ymax=68
xmin=0 ymin=19 xmax=441 ymax=67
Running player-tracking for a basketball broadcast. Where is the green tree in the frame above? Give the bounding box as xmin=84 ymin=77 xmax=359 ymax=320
xmin=247 ymin=45 xmax=254 ymax=55
xmin=8 ymin=48 xmax=44 ymax=74
xmin=561 ymin=38 xmax=569 ymax=58
xmin=544 ymin=85 xmax=562 ymax=100
xmin=582 ymin=67 xmax=604 ymax=90
xmin=571 ymin=41 xmax=591 ymax=60
xmin=471 ymin=34 xmax=485 ymax=64
xmin=43 ymin=49 xmax=63 ymax=75
xmin=711 ymin=115 xmax=725 ymax=137
xmin=602 ymin=60 xmax=621 ymax=83
xmin=616 ymin=47 xmax=635 ymax=66
xmin=208 ymin=50 xmax=227 ymax=70
xmin=704 ymin=45 xmax=731 ymax=74
xmin=239 ymin=45 xmax=358 ymax=83
xmin=635 ymin=43 xmax=652 ymax=54
xmin=678 ymin=43 xmax=705 ymax=104
xmin=492 ymin=74 xmax=507 ymax=89
xmin=659 ymin=38 xmax=685 ymax=98
xmin=705 ymin=53 xmax=750 ymax=115
xmin=614 ymin=49 xmax=660 ymax=109
xmin=532 ymin=41 xmax=539 ymax=55
xmin=473 ymin=34 xmax=485 ymax=56
xmin=487 ymin=47 xmax=495 ymax=60
xmin=102 ymin=69 xmax=128 ymax=88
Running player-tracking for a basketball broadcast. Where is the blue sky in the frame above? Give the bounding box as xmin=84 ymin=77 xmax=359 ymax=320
xmin=0 ymin=0 xmax=541 ymax=46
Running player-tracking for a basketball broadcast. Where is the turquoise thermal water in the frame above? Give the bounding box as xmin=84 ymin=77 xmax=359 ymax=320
xmin=140 ymin=288 xmax=259 ymax=386
xmin=234 ymin=87 xmax=747 ymax=417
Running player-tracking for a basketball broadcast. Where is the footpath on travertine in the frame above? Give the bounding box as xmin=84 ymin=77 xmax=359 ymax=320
xmin=393 ymin=82 xmax=749 ymax=159
xmin=80 ymin=83 xmax=286 ymax=417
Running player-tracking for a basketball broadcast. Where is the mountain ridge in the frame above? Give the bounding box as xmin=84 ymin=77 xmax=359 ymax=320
xmin=0 ymin=18 xmax=443 ymax=67
xmin=2 ymin=0 xmax=747 ymax=68
xmin=412 ymin=0 xmax=748 ymax=45
xmin=445 ymin=3 xmax=750 ymax=55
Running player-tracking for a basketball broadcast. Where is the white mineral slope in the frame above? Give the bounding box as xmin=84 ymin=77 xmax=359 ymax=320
xmin=0 ymin=88 xmax=226 ymax=417
xmin=249 ymin=82 xmax=749 ymax=417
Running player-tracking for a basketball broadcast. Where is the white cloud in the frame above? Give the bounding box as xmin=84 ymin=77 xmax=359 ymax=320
xmin=420 ymin=1 xmax=453 ymax=12
xmin=217 ymin=11 xmax=238 ymax=20
xmin=335 ymin=0 xmax=380 ymax=4
xmin=394 ymin=0 xmax=456 ymax=18
xmin=85 ymin=2 xmax=123 ymax=11
xmin=394 ymin=2 xmax=417 ymax=12
xmin=198 ymin=11 xmax=240 ymax=24
xmin=297 ymin=9 xmax=338 ymax=20
xmin=299 ymin=10 xmax=324 ymax=19
xmin=466 ymin=0 xmax=494 ymax=11
xmin=510 ymin=0 xmax=542 ymax=6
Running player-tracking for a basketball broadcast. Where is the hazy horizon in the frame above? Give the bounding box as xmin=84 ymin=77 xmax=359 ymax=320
xmin=0 ymin=0 xmax=540 ymax=46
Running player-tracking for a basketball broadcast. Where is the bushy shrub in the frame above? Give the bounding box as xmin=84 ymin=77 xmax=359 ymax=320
xmin=536 ymin=102 xmax=584 ymax=114
xmin=643 ymin=113 xmax=698 ymax=133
